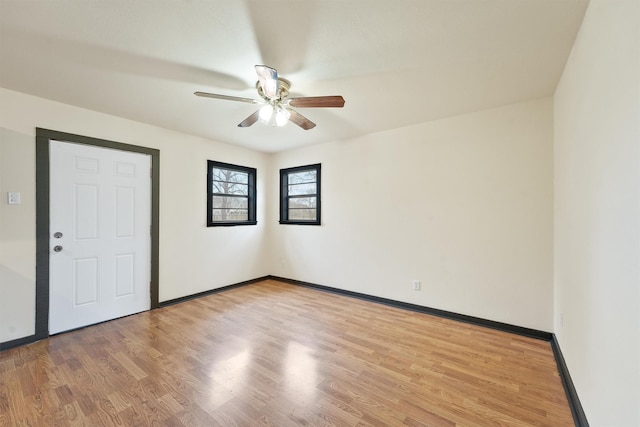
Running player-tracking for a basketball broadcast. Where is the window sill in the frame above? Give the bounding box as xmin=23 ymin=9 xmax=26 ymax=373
xmin=208 ymin=221 xmax=258 ymax=227
xmin=279 ymin=220 xmax=321 ymax=226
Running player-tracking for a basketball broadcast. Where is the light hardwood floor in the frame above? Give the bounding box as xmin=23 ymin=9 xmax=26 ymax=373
xmin=0 ymin=279 xmax=573 ymax=426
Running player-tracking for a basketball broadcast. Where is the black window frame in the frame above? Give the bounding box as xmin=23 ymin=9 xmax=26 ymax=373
xmin=279 ymin=163 xmax=321 ymax=225
xmin=207 ymin=160 xmax=257 ymax=227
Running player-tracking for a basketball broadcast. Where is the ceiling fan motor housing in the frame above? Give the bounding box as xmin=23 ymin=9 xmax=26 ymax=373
xmin=257 ymin=78 xmax=291 ymax=101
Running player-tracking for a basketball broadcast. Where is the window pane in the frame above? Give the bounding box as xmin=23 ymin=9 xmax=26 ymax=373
xmin=288 ymin=170 xmax=316 ymax=185
xmin=212 ymin=209 xmax=249 ymax=221
xmin=288 ymin=196 xmax=317 ymax=209
xmin=212 ymin=196 xmax=248 ymax=209
xmin=212 ymin=181 xmax=248 ymax=196
xmin=280 ymin=163 xmax=320 ymax=225
xmin=212 ymin=168 xmax=249 ymax=184
xmin=208 ymin=160 xmax=256 ymax=226
xmin=289 ymin=208 xmax=317 ymax=220
xmin=288 ymin=182 xmax=316 ymax=195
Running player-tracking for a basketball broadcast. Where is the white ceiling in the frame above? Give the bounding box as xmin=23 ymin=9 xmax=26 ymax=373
xmin=0 ymin=0 xmax=588 ymax=153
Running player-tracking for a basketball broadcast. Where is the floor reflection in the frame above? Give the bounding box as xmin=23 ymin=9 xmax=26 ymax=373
xmin=210 ymin=348 xmax=251 ymax=394
xmin=284 ymin=341 xmax=318 ymax=404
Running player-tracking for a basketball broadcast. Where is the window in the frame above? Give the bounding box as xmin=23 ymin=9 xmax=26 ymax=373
xmin=207 ymin=160 xmax=256 ymax=226
xmin=280 ymin=164 xmax=321 ymax=225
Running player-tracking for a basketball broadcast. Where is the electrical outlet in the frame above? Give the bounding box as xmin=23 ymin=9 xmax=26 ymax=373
xmin=7 ymin=192 xmax=21 ymax=205
xmin=412 ymin=280 xmax=421 ymax=291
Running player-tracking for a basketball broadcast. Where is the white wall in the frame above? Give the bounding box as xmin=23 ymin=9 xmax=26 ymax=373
xmin=269 ymin=98 xmax=554 ymax=331
xmin=554 ymin=0 xmax=640 ymax=425
xmin=0 ymin=128 xmax=36 ymax=341
xmin=0 ymin=88 xmax=271 ymax=343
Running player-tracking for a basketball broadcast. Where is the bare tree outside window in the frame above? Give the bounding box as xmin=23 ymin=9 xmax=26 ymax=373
xmin=287 ymin=170 xmax=318 ymax=220
xmin=280 ymin=164 xmax=321 ymax=225
xmin=207 ymin=161 xmax=256 ymax=226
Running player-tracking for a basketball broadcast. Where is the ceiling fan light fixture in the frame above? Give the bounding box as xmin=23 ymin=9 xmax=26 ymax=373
xmin=275 ymin=106 xmax=290 ymax=127
xmin=259 ymin=104 xmax=274 ymax=123
xmin=259 ymin=103 xmax=290 ymax=127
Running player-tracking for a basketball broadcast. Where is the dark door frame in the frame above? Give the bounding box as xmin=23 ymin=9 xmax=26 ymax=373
xmin=34 ymin=128 xmax=160 ymax=340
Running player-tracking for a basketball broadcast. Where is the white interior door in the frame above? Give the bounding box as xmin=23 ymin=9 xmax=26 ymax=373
xmin=49 ymin=140 xmax=151 ymax=334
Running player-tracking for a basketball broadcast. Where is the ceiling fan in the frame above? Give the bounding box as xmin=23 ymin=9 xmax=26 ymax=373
xmin=195 ymin=65 xmax=345 ymax=130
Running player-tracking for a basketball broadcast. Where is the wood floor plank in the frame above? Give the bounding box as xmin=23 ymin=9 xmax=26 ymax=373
xmin=0 ymin=279 xmax=574 ymax=426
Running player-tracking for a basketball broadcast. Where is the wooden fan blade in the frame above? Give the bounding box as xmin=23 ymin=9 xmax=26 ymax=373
xmin=288 ymin=95 xmax=345 ymax=108
xmin=238 ymin=110 xmax=260 ymax=128
xmin=194 ymin=92 xmax=259 ymax=104
xmin=288 ymin=110 xmax=316 ymax=130
xmin=255 ymin=65 xmax=279 ymax=100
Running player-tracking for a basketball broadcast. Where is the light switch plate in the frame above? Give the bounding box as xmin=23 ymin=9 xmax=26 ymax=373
xmin=7 ymin=192 xmax=21 ymax=205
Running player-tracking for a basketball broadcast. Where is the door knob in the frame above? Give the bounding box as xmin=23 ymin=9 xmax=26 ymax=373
xmin=53 ymin=245 xmax=63 ymax=252
xmin=53 ymin=232 xmax=63 ymax=238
